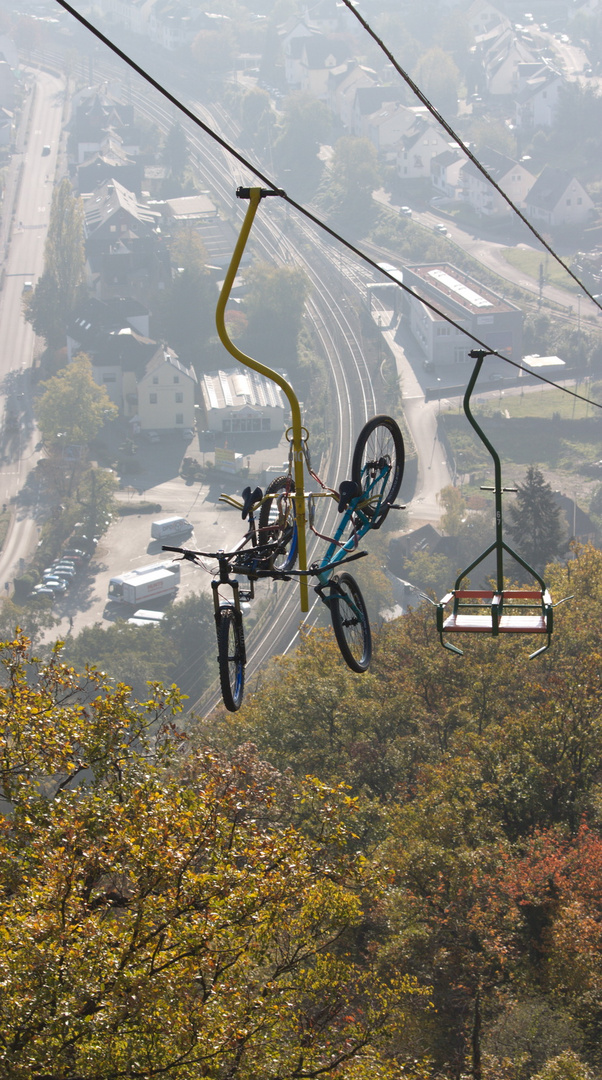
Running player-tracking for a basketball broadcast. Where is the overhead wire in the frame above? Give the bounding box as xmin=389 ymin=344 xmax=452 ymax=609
xmin=54 ymin=0 xmax=602 ymax=410
xmin=340 ymin=0 xmax=602 ymax=316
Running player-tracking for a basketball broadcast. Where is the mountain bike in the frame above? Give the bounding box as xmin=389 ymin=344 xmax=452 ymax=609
xmin=165 ymin=413 xmax=404 ymax=710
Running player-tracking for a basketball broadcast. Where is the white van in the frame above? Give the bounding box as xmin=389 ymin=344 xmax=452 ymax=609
xmin=151 ymin=517 xmax=192 ymax=540
xmin=128 ymin=609 xmax=166 ymax=626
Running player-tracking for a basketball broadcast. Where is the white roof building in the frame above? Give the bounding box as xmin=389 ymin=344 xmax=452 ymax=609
xmin=200 ymin=369 xmax=287 ymax=434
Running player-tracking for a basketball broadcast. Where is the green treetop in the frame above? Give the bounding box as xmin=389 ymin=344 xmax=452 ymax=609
xmin=36 ymin=353 xmax=118 ymax=447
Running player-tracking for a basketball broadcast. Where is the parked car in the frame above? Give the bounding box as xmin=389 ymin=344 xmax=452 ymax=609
xmin=42 ymin=578 xmax=67 ymax=594
xmin=400 ymin=206 xmax=412 ymax=217
xmin=52 ymin=563 xmax=77 ymax=576
xmin=182 ymin=428 xmax=195 ymax=441
xmin=42 ymin=144 xmax=51 ymax=156
xmin=44 ymin=568 xmax=70 ymax=581
xmin=32 ymin=585 xmax=55 ymax=599
xmin=434 ymin=223 xmax=448 ymax=235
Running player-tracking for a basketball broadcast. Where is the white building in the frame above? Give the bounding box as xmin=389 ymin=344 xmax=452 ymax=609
xmin=200 ymin=369 xmax=286 ymax=435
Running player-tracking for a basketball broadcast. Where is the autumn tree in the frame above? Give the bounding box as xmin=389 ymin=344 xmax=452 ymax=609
xmin=23 ymin=178 xmax=85 ymax=347
xmin=0 ymin=636 xmax=424 ymax=1079
xmin=36 ymin=353 xmax=118 ymax=447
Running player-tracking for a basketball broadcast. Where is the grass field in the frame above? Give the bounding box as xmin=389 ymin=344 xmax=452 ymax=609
xmin=471 ymin=384 xmax=602 ymax=420
xmin=501 ymin=247 xmax=578 ymax=292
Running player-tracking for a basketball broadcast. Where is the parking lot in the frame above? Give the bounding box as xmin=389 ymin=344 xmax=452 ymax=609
xmin=50 ymin=431 xmax=290 ymax=638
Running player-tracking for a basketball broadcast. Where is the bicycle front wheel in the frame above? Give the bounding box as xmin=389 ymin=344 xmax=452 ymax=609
xmin=217 ymin=607 xmax=246 ymax=712
xmin=258 ymin=475 xmax=298 ymax=571
xmin=351 ymin=415 xmax=404 ymax=528
xmin=330 ymin=572 xmax=372 ymax=673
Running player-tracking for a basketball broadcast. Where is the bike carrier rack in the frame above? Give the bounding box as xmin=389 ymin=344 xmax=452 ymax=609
xmin=215 ymin=187 xmax=310 ymax=612
xmin=436 ymin=349 xmax=556 ymax=659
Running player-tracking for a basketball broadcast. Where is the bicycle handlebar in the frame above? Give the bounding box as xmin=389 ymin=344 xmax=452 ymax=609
xmin=162 ymin=545 xmax=368 ymax=578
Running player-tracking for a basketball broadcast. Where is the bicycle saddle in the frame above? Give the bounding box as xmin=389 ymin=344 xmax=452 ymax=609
xmin=241 ymin=486 xmax=263 ymax=519
xmin=338 ymin=480 xmax=359 ymax=513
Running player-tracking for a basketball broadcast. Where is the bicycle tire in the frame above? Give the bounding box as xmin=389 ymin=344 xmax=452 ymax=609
xmin=330 ymin=572 xmax=372 ymax=673
xmin=217 ymin=606 xmax=246 ymax=712
xmin=351 ymin=415 xmax=404 ymax=528
xmin=258 ymin=475 xmax=298 ymax=571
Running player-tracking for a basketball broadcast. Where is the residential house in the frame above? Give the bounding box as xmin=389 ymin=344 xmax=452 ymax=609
xmin=199 ymin=369 xmax=286 ymax=435
xmin=465 ymin=0 xmax=510 ymax=40
xmin=525 ymin=166 xmax=595 ymax=228
xmin=403 ymin=262 xmax=523 ymax=366
xmin=98 ymin=0 xmax=155 ymax=36
xmin=481 ymin=26 xmax=538 ymax=95
xmin=83 ymin=178 xmax=169 ymax=300
xmin=75 ymin=131 xmax=142 ymax=195
xmin=515 ymin=68 xmax=564 ymax=129
xmin=280 ymin=19 xmax=321 ymax=88
xmin=460 ymin=147 xmax=536 ymax=216
xmin=326 ymin=63 xmax=377 ymax=131
xmin=136 ymin=346 xmax=197 ymax=431
xmin=431 ymin=149 xmax=465 ymax=200
xmin=396 ymin=118 xmax=452 ymax=179
xmin=148 ymin=0 xmax=206 ymax=50
xmin=71 ymin=87 xmax=138 ymax=165
xmin=67 ymin=297 xmax=156 ymax=409
xmin=298 ymin=36 xmax=351 ymax=99
xmin=366 ymin=103 xmax=418 ymax=156
xmin=351 ymin=86 xmax=405 ymax=137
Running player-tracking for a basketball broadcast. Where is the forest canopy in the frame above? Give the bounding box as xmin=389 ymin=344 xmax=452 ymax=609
xmin=3 ymin=545 xmax=602 ymax=1079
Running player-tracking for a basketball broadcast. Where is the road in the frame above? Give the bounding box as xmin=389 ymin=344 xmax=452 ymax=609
xmin=0 ymin=68 xmax=65 ymax=593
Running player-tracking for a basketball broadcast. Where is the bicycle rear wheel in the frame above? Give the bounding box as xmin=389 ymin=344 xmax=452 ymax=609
xmin=217 ymin=606 xmax=246 ymax=711
xmin=258 ymin=475 xmax=297 ymax=571
xmin=351 ymin=416 xmax=404 ymax=528
xmin=330 ymin=572 xmax=371 ymax=673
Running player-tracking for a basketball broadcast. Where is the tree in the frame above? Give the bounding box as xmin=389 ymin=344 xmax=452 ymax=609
xmin=23 ymin=178 xmax=85 ymax=347
xmin=411 ymin=47 xmax=460 ymax=117
xmin=243 ymin=260 xmax=310 ymax=368
xmin=273 ymin=94 xmax=330 ymax=200
xmin=153 ymin=229 xmax=216 ymax=368
xmin=191 ymin=27 xmax=234 ymax=77
xmin=240 ymin=88 xmax=271 ymax=146
xmin=36 ymin=354 xmax=118 ymax=447
xmin=506 ymin=466 xmax=567 ymax=573
xmin=0 ymin=637 xmax=423 ymax=1078
xmin=318 ymin=137 xmax=380 ymax=234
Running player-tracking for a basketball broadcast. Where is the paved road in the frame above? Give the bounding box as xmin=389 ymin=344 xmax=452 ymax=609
xmin=0 ymin=68 xmax=65 ymax=593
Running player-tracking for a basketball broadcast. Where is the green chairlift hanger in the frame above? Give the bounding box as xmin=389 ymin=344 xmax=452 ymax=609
xmin=436 ymin=349 xmax=565 ymax=659
xmin=215 ymin=187 xmax=310 ymax=612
